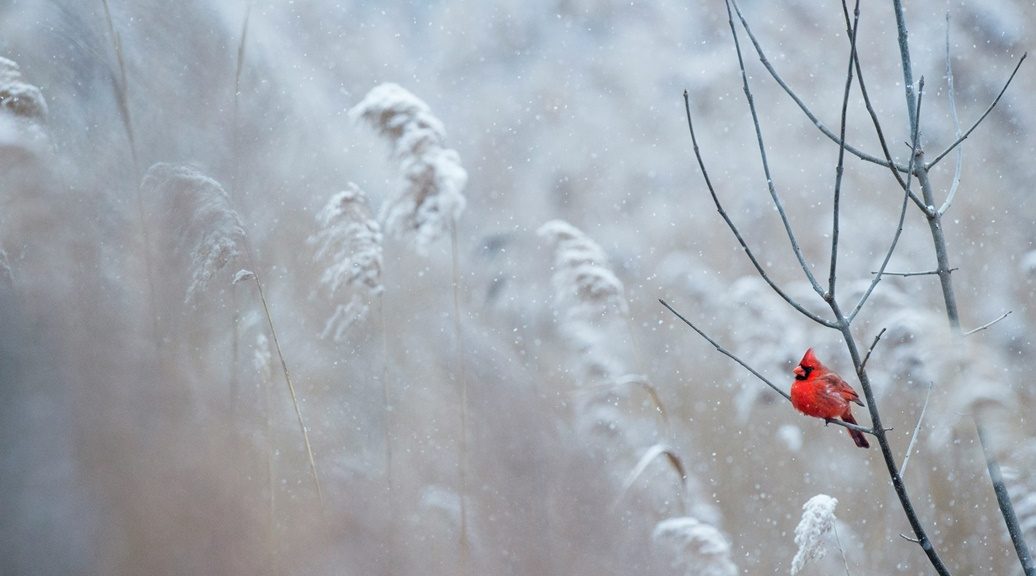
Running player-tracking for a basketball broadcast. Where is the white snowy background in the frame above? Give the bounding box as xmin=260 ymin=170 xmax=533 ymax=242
xmin=0 ymin=1 xmax=1033 ymax=574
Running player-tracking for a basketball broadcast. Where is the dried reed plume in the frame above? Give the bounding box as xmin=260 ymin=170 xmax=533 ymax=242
xmin=0 ymin=57 xmax=47 ymax=121
xmin=791 ymin=494 xmax=839 ymax=574
xmin=143 ymin=162 xmax=323 ymax=504
xmin=538 ymin=219 xmax=628 ymax=382
xmin=0 ymin=56 xmax=47 ymax=151
xmin=652 ymin=517 xmax=738 ymax=576
xmin=349 ymin=83 xmax=467 ymax=253
xmin=142 ymin=163 xmax=246 ymax=303
xmin=309 ymin=183 xmax=384 ymax=341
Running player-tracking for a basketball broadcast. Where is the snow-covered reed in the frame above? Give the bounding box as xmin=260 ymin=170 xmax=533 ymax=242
xmin=791 ymin=494 xmax=838 ymax=574
xmin=653 ymin=516 xmax=738 ymax=576
xmin=349 ymin=83 xmax=467 ymax=253
xmin=309 ymin=183 xmax=383 ymax=341
xmin=538 ymin=219 xmax=628 ymax=382
xmin=142 ymin=163 xmax=246 ymax=303
xmin=0 ymin=56 xmax=47 ymax=151
xmin=0 ymin=57 xmax=46 ymax=121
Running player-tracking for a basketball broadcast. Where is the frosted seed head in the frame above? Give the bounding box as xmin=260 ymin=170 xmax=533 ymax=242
xmin=350 ymin=83 xmax=466 ymax=253
xmin=791 ymin=494 xmax=838 ymax=574
xmin=653 ymin=517 xmax=738 ymax=576
xmin=142 ymin=163 xmax=246 ymax=303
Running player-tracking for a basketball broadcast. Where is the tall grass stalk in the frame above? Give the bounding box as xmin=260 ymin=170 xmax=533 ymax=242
xmin=100 ymin=0 xmax=159 ymax=351
xmin=377 ymin=292 xmax=396 ymax=576
xmin=450 ymin=220 xmax=470 ymax=576
xmin=232 ymin=2 xmax=250 ymax=191
xmin=251 ymin=270 xmax=324 ymax=507
xmin=259 ymin=332 xmax=279 ymax=575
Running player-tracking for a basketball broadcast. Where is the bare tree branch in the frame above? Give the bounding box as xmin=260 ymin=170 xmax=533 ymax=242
xmin=723 ymin=0 xmax=826 ymax=299
xmin=827 ymin=0 xmax=862 ymax=301
xmin=682 ymin=91 xmax=836 ymax=327
xmin=870 ymin=268 xmax=956 ymax=277
xmin=727 ymin=0 xmax=908 ymax=173
xmin=963 ymin=311 xmax=1012 ymax=336
xmin=859 ymin=327 xmax=886 ymax=372
xmin=899 ymin=382 xmax=933 ymax=480
xmin=848 ymin=76 xmax=924 ymax=323
xmin=938 ymin=15 xmax=963 ymax=217
xmin=659 ymin=298 xmax=790 ymax=402
xmin=839 ymin=4 xmax=926 ymax=212
xmin=927 ymin=53 xmax=1027 ymax=170
xmin=976 ymin=422 xmax=1036 ymax=576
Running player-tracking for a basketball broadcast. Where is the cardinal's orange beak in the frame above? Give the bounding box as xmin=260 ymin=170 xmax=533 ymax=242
xmin=793 ymin=365 xmax=805 ymax=377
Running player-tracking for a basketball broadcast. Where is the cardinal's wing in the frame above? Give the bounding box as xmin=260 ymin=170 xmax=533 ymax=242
xmin=820 ymin=372 xmax=865 ymax=407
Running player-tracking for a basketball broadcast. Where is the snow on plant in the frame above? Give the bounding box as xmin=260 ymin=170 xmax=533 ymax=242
xmin=0 ymin=57 xmax=46 ymax=121
xmin=349 ymin=83 xmax=467 ymax=253
xmin=653 ymin=516 xmax=738 ymax=576
xmin=0 ymin=248 xmax=11 ymax=286
xmin=142 ymin=163 xmax=247 ymax=302
xmin=308 ymin=182 xmax=383 ymax=341
xmin=538 ymin=219 xmax=629 ymax=383
xmin=791 ymin=494 xmax=838 ymax=574
xmin=0 ymin=56 xmax=47 ymax=150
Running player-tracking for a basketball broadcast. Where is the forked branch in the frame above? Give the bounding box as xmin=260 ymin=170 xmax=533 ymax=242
xmin=938 ymin=15 xmax=963 ymax=217
xmin=727 ymin=0 xmax=908 ymax=174
xmin=723 ymin=0 xmax=825 ymax=299
xmin=927 ymin=53 xmax=1027 ymax=170
xmin=682 ymin=91 xmax=834 ymax=328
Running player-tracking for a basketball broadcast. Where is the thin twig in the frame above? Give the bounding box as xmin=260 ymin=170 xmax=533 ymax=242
xmin=660 ymin=298 xmax=789 ymax=401
xmin=927 ymin=53 xmax=1027 ymax=170
xmin=900 ymin=533 xmax=921 ymax=544
xmin=830 ymin=0 xmax=926 ymax=210
xmin=870 ymin=268 xmax=956 ymax=277
xmin=938 ymin=15 xmax=963 ymax=217
xmin=727 ymin=0 xmax=908 ymax=173
xmin=848 ymin=76 xmax=924 ymax=323
xmin=824 ymin=417 xmax=874 ymax=435
xmin=892 ymin=1 xmax=920 ymax=132
xmin=859 ymin=328 xmax=886 ymax=372
xmin=827 ymin=0 xmax=861 ymax=302
xmin=962 ymin=311 xmax=1012 ymax=336
xmin=682 ymin=91 xmax=834 ymax=327
xmin=724 ymin=0 xmax=826 ymax=299
xmin=899 ymin=381 xmax=933 ymax=480
xmin=976 ymin=422 xmax=1036 ymax=576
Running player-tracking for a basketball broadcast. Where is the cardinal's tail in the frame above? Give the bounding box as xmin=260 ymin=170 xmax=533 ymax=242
xmin=842 ymin=411 xmax=870 ymax=449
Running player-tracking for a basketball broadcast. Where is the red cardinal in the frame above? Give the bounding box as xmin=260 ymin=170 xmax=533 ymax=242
xmin=791 ymin=348 xmax=869 ymax=448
